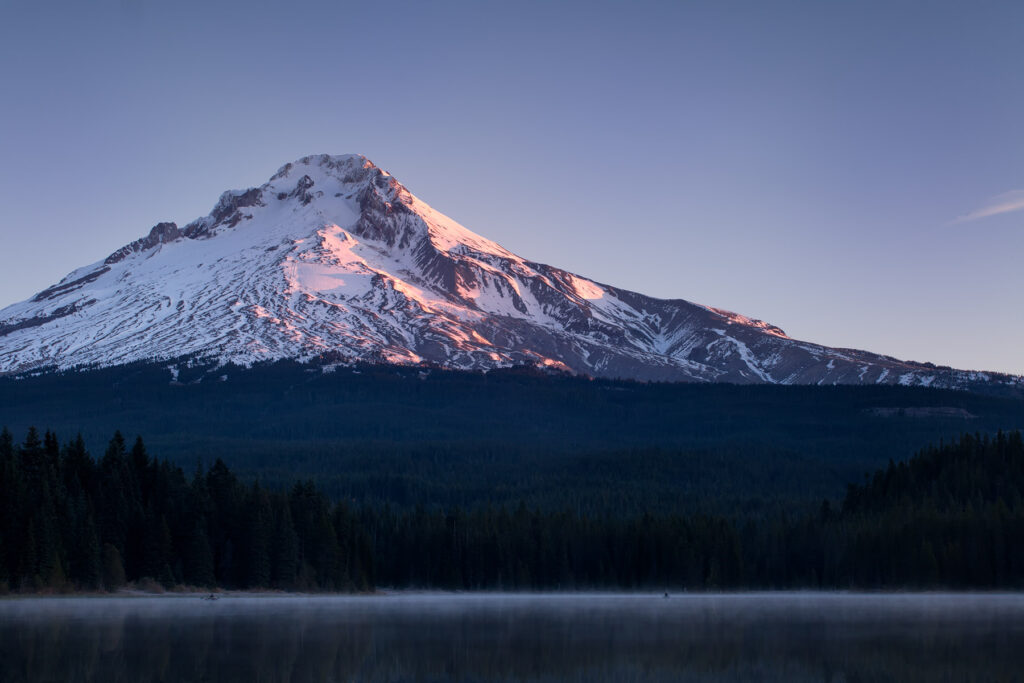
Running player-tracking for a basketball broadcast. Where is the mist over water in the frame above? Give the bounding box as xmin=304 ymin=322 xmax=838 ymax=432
xmin=3 ymin=593 xmax=1024 ymax=681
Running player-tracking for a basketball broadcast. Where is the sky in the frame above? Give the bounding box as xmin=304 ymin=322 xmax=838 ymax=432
xmin=0 ymin=0 xmax=1021 ymax=374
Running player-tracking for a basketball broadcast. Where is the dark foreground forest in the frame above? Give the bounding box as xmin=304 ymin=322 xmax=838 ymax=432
xmin=3 ymin=425 xmax=1024 ymax=592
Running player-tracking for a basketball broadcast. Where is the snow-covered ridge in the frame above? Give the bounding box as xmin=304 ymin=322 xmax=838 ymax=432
xmin=0 ymin=153 xmax=1020 ymax=392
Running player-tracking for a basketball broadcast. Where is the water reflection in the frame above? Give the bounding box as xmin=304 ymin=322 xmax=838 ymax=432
xmin=2 ymin=593 xmax=1024 ymax=682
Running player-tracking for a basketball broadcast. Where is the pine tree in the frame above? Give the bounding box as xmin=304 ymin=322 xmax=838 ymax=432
xmin=98 ymin=432 xmax=137 ymax=565
xmin=101 ymin=543 xmax=126 ymax=591
xmin=130 ymin=436 xmax=151 ymax=504
xmin=0 ymin=427 xmax=15 ymax=584
xmin=270 ymin=497 xmax=299 ymax=589
xmin=243 ymin=484 xmax=272 ymax=588
xmin=206 ymin=459 xmax=239 ymax=585
xmin=19 ymin=427 xmax=64 ymax=587
xmin=183 ymin=518 xmax=215 ymax=587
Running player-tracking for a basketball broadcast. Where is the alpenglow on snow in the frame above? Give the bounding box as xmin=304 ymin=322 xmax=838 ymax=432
xmin=0 ymin=154 xmax=1019 ymax=391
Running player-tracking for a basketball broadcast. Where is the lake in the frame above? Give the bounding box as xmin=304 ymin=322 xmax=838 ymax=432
xmin=2 ymin=592 xmax=1023 ymax=681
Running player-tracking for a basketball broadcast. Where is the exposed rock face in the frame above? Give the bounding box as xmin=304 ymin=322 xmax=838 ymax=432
xmin=105 ymin=223 xmax=182 ymax=264
xmin=0 ymin=154 xmax=1020 ymax=393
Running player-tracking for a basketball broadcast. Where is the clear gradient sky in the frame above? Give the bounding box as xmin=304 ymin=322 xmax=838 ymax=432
xmin=1 ymin=0 xmax=1021 ymax=374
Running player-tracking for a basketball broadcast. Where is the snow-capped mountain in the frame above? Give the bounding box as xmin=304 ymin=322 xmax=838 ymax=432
xmin=0 ymin=154 xmax=1019 ymax=390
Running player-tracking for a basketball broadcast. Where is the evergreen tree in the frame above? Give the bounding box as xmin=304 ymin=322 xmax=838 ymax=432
xmin=270 ymin=496 xmax=299 ymax=589
xmin=183 ymin=518 xmax=215 ymax=587
xmin=242 ymin=484 xmax=272 ymax=588
xmin=101 ymin=543 xmax=126 ymax=590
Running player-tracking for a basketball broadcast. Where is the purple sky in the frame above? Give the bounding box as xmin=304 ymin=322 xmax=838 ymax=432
xmin=1 ymin=0 xmax=1021 ymax=374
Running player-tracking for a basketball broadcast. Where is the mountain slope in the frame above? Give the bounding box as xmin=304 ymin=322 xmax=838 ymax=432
xmin=0 ymin=154 xmax=1019 ymax=390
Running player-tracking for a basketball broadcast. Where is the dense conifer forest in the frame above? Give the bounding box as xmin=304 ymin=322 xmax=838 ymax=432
xmin=3 ymin=425 xmax=1023 ymax=592
xmin=3 ymin=360 xmax=1024 ymax=515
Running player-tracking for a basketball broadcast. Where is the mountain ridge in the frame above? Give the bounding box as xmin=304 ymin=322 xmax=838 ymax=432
xmin=1 ymin=153 xmax=1019 ymax=392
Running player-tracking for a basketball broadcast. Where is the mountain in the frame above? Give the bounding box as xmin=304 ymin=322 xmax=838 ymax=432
xmin=0 ymin=153 xmax=1019 ymax=391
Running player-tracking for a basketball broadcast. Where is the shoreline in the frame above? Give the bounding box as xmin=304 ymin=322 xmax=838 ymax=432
xmin=5 ymin=587 xmax=1024 ymax=600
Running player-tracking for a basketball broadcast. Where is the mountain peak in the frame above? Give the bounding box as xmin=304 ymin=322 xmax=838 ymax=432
xmin=269 ymin=154 xmax=401 ymax=196
xmin=0 ymin=155 xmax=1020 ymax=394
xmin=273 ymin=152 xmax=372 ymax=175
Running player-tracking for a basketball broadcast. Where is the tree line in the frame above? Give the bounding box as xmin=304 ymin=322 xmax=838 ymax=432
xmin=6 ymin=359 xmax=1024 ymax=517
xmin=2 ymin=426 xmax=1023 ymax=592
xmin=0 ymin=427 xmax=371 ymax=592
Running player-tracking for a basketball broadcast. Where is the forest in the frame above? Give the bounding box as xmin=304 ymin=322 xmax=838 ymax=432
xmin=3 ymin=359 xmax=1024 ymax=515
xmin=3 ymin=425 xmax=1023 ymax=592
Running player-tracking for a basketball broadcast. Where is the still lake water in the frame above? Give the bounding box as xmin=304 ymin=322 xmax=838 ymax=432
xmin=2 ymin=592 xmax=1024 ymax=682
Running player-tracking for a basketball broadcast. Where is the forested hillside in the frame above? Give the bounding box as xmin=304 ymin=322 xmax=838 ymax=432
xmin=2 ymin=361 xmax=1022 ymax=513
xmin=3 ymin=427 xmax=1023 ymax=592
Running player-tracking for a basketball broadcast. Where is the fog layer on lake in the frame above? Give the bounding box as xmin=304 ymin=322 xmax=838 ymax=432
xmin=2 ymin=592 xmax=1024 ymax=682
